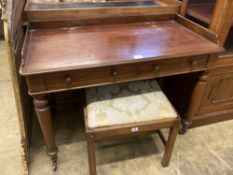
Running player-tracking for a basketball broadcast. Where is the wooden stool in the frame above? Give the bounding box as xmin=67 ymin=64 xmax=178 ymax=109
xmin=84 ymin=80 xmax=180 ymax=175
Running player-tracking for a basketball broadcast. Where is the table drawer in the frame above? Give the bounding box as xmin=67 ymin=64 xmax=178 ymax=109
xmin=136 ymin=55 xmax=208 ymax=77
xmin=27 ymin=64 xmax=136 ymax=94
xmin=27 ymin=55 xmax=209 ymax=94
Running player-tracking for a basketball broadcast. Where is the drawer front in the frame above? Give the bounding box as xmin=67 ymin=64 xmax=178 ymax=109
xmin=136 ymin=55 xmax=208 ymax=78
xmin=27 ymin=64 xmax=136 ymax=94
xmin=27 ymin=55 xmax=209 ymax=94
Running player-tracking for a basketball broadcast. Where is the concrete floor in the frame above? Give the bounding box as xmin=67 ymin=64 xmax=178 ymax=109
xmin=0 ymin=40 xmax=24 ymax=175
xmin=29 ymin=106 xmax=233 ymax=175
xmin=0 ymin=40 xmax=233 ymax=175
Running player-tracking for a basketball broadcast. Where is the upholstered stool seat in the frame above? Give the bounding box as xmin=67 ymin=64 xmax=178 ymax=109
xmin=84 ymin=80 xmax=180 ymax=175
xmin=85 ymin=80 xmax=177 ymax=128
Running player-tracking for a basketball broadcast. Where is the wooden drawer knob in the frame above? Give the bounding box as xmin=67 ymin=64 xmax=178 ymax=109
xmin=65 ymin=77 xmax=72 ymax=84
xmin=154 ymin=65 xmax=160 ymax=71
xmin=111 ymin=71 xmax=119 ymax=78
xmin=190 ymin=60 xmax=198 ymax=66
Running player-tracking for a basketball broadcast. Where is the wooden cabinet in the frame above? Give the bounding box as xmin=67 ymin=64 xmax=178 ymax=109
xmin=173 ymin=0 xmax=233 ymax=131
xmin=187 ymin=66 xmax=233 ymax=128
xmin=1 ymin=0 xmax=30 ymax=173
xmin=198 ymin=66 xmax=233 ymax=114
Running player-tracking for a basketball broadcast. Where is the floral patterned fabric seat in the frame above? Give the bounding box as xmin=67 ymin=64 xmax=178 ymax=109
xmin=85 ymin=80 xmax=177 ymax=128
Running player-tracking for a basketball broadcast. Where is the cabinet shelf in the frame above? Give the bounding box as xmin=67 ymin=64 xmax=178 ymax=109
xmin=186 ymin=3 xmax=216 ymax=24
xmin=220 ymin=27 xmax=233 ymax=58
xmin=220 ymin=48 xmax=233 ymax=58
xmin=186 ymin=2 xmax=233 ymax=58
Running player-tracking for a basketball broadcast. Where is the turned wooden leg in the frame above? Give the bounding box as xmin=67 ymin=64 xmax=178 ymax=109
xmin=87 ymin=134 xmax=96 ymax=175
xmin=162 ymin=122 xmax=179 ymax=167
xmin=33 ymin=95 xmax=58 ymax=171
xmin=180 ymin=72 xmax=209 ymax=134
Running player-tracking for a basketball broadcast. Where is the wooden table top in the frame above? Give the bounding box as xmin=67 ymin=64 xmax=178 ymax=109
xmin=21 ymin=20 xmax=222 ymax=75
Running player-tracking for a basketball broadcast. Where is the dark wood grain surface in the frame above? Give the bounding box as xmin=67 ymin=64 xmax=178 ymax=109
xmin=25 ymin=0 xmax=180 ymax=22
xmin=21 ymin=20 xmax=222 ymax=75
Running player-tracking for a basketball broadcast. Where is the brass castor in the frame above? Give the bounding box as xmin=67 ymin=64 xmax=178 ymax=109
xmin=179 ymin=127 xmax=187 ymax=135
xmin=52 ymin=161 xmax=57 ymax=171
xmin=48 ymin=148 xmax=58 ymax=172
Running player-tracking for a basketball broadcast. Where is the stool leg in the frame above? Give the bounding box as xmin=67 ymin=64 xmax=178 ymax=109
xmin=87 ymin=134 xmax=97 ymax=175
xmin=161 ymin=124 xmax=179 ymax=167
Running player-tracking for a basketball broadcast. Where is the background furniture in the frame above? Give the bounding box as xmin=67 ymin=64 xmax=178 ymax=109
xmin=84 ymin=80 xmax=180 ymax=175
xmin=0 ymin=0 xmax=31 ymax=174
xmin=164 ymin=0 xmax=233 ymax=133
